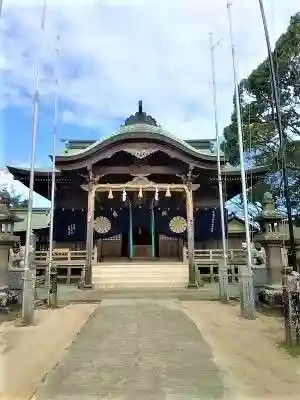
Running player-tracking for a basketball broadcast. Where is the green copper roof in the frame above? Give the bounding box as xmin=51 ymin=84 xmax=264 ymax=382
xmin=12 ymin=208 xmax=50 ymax=232
xmin=61 ymin=123 xmax=220 ymax=159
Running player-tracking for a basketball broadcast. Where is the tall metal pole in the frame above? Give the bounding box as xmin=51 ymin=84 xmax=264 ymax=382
xmin=48 ymin=35 xmax=60 ymax=308
xmin=209 ymin=33 xmax=229 ymax=301
xmin=258 ymin=0 xmax=297 ymax=272
xmin=227 ymin=1 xmax=256 ymax=319
xmin=21 ymin=0 xmax=47 ymax=325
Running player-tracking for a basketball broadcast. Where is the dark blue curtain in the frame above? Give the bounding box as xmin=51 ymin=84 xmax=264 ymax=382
xmin=93 ymin=207 xmax=129 ymax=239
xmin=154 ymin=204 xmax=187 ymax=238
xmin=53 ymin=206 xmax=228 ymax=243
xmin=194 ymin=207 xmax=228 ymax=241
xmin=54 ymin=209 xmax=87 ymax=242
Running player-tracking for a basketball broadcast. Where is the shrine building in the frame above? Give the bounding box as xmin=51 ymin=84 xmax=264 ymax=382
xmin=7 ymin=101 xmax=267 ymax=286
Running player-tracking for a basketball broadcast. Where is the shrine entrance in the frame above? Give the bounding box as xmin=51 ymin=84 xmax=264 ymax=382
xmin=121 ymin=227 xmax=158 ymax=259
xmin=89 ymin=176 xmax=194 ymax=268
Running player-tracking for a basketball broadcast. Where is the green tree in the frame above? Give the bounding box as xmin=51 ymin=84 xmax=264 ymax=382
xmin=0 ymin=184 xmax=28 ymax=207
xmin=223 ymin=12 xmax=300 ymax=214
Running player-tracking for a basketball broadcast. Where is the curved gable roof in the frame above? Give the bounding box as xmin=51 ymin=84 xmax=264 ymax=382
xmin=56 ymin=123 xmax=219 ymax=164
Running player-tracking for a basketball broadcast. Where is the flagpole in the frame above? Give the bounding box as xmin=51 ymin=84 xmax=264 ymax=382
xmin=21 ymin=0 xmax=47 ymax=325
xmin=48 ymin=35 xmax=60 ymax=308
xmin=227 ymin=1 xmax=256 ymax=320
xmin=209 ymin=32 xmax=229 ymax=301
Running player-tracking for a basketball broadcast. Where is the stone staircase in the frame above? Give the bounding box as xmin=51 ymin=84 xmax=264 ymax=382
xmin=92 ymin=261 xmax=189 ymax=289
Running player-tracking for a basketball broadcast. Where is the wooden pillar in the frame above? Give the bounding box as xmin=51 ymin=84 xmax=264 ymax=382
xmin=84 ymin=181 xmax=95 ymax=288
xmin=151 ymin=200 xmax=155 ymax=259
xmin=186 ymin=183 xmax=197 ymax=288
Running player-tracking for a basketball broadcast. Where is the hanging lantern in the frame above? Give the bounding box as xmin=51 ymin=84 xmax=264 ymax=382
xmin=122 ymin=188 xmax=127 ymax=202
xmin=165 ymin=187 xmax=171 ymax=197
xmin=138 ymin=188 xmax=143 ymax=198
xmin=108 ymin=188 xmax=113 ymax=199
xmin=154 ymin=187 xmax=159 ymax=201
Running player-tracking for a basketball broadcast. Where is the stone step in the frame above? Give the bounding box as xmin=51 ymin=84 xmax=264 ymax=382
xmin=93 ymin=271 xmax=187 ymax=275
xmin=94 ymin=282 xmax=188 ymax=289
xmin=93 ymin=264 xmax=186 ymax=268
xmin=92 ymin=263 xmax=189 ymax=289
xmin=94 ymin=278 xmax=188 ymax=282
xmin=93 ymin=264 xmax=188 ymax=271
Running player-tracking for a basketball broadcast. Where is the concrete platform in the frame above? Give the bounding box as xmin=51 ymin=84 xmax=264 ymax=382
xmin=36 ymin=283 xmax=240 ymax=304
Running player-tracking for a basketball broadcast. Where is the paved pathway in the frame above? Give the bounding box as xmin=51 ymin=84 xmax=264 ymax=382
xmin=35 ymin=299 xmax=227 ymax=400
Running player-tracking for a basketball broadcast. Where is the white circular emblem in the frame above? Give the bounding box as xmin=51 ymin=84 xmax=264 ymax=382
xmin=93 ymin=216 xmax=111 ymax=234
xmin=169 ymin=216 xmax=187 ymax=233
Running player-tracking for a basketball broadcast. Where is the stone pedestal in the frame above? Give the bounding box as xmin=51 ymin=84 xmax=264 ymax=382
xmin=0 ymin=236 xmax=19 ymax=289
xmin=255 ymin=192 xmax=285 ymax=287
xmin=264 ymin=240 xmax=284 ymax=284
xmin=7 ymin=268 xmax=25 ymax=304
xmin=252 ymin=264 xmax=268 ymax=301
xmin=0 ymin=190 xmax=22 ymax=307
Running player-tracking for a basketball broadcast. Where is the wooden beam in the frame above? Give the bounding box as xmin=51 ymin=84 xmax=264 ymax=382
xmin=92 ymin=165 xmax=185 ymax=176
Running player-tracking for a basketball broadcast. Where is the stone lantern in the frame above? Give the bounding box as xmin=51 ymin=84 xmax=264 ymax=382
xmin=255 ymin=191 xmax=285 ymax=285
xmin=0 ymin=190 xmax=21 ymax=302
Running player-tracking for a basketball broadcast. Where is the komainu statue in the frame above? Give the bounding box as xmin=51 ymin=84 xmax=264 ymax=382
xmin=241 ymin=241 xmax=266 ymax=266
xmin=9 ymin=242 xmax=25 ymax=269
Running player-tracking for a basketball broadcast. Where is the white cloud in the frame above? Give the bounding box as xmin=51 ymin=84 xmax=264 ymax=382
xmin=1 ymin=0 xmax=299 ymax=141
xmin=0 ymin=168 xmax=50 ymax=207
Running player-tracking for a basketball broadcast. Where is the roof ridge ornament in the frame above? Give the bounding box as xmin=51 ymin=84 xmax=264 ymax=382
xmin=123 ymin=100 xmax=159 ymax=127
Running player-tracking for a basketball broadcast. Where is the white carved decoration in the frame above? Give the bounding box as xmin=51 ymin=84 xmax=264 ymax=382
xmin=127 ymin=175 xmax=155 ymax=187
xmin=169 ymin=216 xmax=187 ymax=234
xmin=124 ymin=148 xmax=157 ymax=159
xmin=93 ymin=216 xmax=111 ymax=234
xmin=9 ymin=246 xmax=25 ymax=269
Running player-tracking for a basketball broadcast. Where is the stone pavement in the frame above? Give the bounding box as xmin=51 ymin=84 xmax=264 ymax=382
xmin=34 ymin=299 xmax=228 ymax=400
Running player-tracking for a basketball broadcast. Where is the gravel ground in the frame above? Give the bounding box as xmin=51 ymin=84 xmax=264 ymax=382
xmin=183 ymin=301 xmax=300 ymax=400
xmin=0 ymin=303 xmax=98 ymax=400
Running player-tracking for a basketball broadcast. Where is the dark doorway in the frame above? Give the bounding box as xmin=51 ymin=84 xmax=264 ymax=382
xmin=121 ymin=232 xmax=129 ymax=257
xmin=133 ymin=227 xmax=151 ymax=245
xmin=121 ymin=228 xmax=160 ymax=258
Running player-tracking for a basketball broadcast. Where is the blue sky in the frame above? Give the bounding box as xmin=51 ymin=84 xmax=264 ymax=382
xmin=0 ymin=0 xmax=299 ymax=207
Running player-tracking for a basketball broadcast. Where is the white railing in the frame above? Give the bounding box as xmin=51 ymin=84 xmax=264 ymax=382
xmin=34 ymin=247 xmax=246 ymax=284
xmin=35 ymin=247 xmax=97 ymax=264
xmin=182 ymin=247 xmax=246 ymax=263
xmin=183 ymin=247 xmax=246 ymax=282
xmin=34 ymin=248 xmax=97 ymax=284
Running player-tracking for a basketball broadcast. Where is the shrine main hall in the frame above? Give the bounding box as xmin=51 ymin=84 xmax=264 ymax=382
xmin=7 ymin=102 xmax=266 ymax=286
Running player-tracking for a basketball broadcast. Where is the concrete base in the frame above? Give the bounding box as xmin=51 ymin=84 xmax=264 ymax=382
xmin=252 ymin=265 xmax=268 ymax=302
xmin=240 ymin=273 xmax=256 ymax=320
xmin=21 ymin=268 xmax=36 ymax=325
xmin=187 ymin=282 xmax=199 ymax=289
xmin=8 ymin=268 xmax=24 ymax=290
